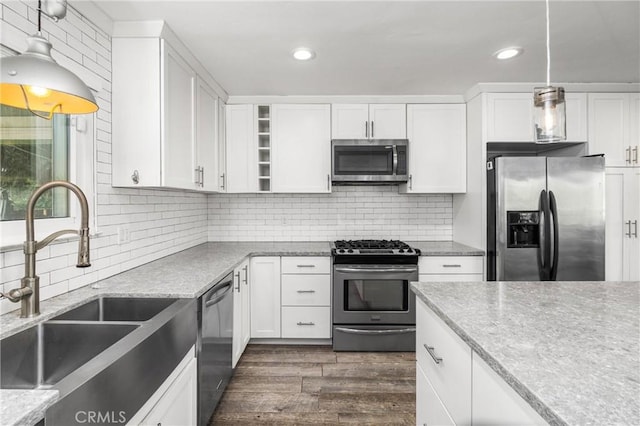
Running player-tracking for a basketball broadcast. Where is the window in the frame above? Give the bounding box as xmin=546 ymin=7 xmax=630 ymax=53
xmin=0 ymin=105 xmax=71 ymax=221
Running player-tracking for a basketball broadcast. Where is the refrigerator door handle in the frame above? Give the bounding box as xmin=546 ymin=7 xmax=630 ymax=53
xmin=549 ymin=190 xmax=559 ymax=280
xmin=537 ymin=190 xmax=551 ymax=280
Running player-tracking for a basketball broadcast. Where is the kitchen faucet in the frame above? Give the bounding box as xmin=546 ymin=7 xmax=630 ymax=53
xmin=0 ymin=181 xmax=90 ymax=317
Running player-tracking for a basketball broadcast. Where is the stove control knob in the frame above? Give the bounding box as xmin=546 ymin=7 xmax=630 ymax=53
xmin=347 ymin=249 xmax=354 ymax=253
xmin=338 ymin=249 xmax=345 ymax=253
xmin=406 ymin=248 xmax=413 ymax=253
xmin=398 ymin=248 xmax=405 ymax=253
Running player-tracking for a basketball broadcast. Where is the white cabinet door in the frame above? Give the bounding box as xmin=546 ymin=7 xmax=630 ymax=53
xmin=565 ymin=93 xmax=588 ymax=142
xmin=331 ymin=104 xmax=406 ymax=139
xmin=416 ymin=363 xmax=455 ymax=426
xmin=403 ymin=104 xmax=466 ymax=193
xmin=485 ymin=93 xmax=534 ymax=142
xmin=271 ymin=104 xmax=331 ymax=193
xmin=112 ymin=38 xmax=162 ymax=187
xmin=232 ymin=259 xmax=251 ymax=367
xmin=472 ymin=353 xmax=546 ymax=425
xmin=136 ymin=354 xmax=197 ymax=426
xmin=369 ymin=104 xmax=407 ymax=139
xmin=195 ymin=78 xmax=220 ymax=191
xmin=225 ymin=104 xmax=257 ymax=192
xmin=588 ymin=93 xmax=628 ymax=166
xmin=331 ymin=104 xmax=369 ymax=139
xmin=240 ymin=260 xmax=251 ymax=349
xmin=605 ymin=168 xmax=626 ymax=281
xmin=416 ymin=298 xmax=472 ymax=425
xmin=218 ymin=100 xmax=228 ymax=192
xmin=250 ymin=256 xmax=281 ymax=338
xmin=162 ymin=43 xmax=196 ymax=189
xmin=605 ymin=167 xmax=640 ymax=281
xmin=629 ymin=168 xmax=640 ymax=281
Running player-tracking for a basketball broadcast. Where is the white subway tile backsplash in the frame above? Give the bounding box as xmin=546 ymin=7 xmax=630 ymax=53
xmin=208 ymin=186 xmax=453 ymax=241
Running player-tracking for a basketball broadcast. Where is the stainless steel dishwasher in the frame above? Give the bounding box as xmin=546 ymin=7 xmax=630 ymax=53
xmin=198 ymin=272 xmax=234 ymax=425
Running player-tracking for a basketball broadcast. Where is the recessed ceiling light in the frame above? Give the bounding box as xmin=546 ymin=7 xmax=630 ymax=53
xmin=494 ymin=47 xmax=524 ymax=60
xmin=292 ymin=47 xmax=315 ymax=61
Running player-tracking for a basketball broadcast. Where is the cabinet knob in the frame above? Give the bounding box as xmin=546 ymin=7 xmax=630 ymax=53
xmin=131 ymin=170 xmax=139 ymax=184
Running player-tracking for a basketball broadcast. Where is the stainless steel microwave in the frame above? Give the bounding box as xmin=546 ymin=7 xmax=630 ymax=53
xmin=331 ymin=139 xmax=408 ymax=184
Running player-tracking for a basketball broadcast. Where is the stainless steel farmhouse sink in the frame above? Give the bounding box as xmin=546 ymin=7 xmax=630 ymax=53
xmin=0 ymin=297 xmax=196 ymax=425
xmin=1 ymin=322 xmax=138 ymax=389
xmin=51 ymin=297 xmax=177 ymax=322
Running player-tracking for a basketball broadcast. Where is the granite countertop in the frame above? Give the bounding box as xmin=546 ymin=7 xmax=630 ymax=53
xmin=408 ymin=240 xmax=484 ymax=256
xmin=0 ymin=240 xmax=482 ymax=425
xmin=411 ymin=280 xmax=640 ymax=426
xmin=0 ymin=390 xmax=58 ymax=426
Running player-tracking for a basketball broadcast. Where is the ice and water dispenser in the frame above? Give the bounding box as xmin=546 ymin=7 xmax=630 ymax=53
xmin=507 ymin=211 xmax=540 ymax=248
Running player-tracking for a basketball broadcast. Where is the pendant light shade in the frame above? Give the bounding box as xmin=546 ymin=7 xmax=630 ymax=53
xmin=534 ymin=86 xmax=566 ymax=143
xmin=0 ymin=1 xmax=98 ymax=118
xmin=533 ymin=0 xmax=566 ymax=144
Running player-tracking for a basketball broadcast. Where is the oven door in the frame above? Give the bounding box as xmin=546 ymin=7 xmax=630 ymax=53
xmin=333 ymin=264 xmax=417 ymax=325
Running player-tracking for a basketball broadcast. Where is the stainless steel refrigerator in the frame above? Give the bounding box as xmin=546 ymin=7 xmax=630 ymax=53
xmin=487 ymin=156 xmax=605 ymax=281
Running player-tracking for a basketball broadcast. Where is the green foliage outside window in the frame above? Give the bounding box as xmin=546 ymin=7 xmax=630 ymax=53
xmin=0 ymin=104 xmax=69 ymax=221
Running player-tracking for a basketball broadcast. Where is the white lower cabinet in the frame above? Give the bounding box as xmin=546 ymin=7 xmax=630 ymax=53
xmin=418 ymin=256 xmax=484 ymax=282
xmin=280 ymin=256 xmax=331 ymax=339
xmin=605 ymin=167 xmax=640 ymax=281
xmin=250 ymin=257 xmax=281 ymax=338
xmin=281 ymin=306 xmax=331 ymax=338
xmin=416 ymin=362 xmax=455 ymax=426
xmin=128 ymin=347 xmax=197 ymax=426
xmin=416 ymin=298 xmax=471 ymax=425
xmin=472 ymin=353 xmax=546 ymax=425
xmin=232 ymin=258 xmax=251 ymax=367
xmin=416 ymin=299 xmax=546 ymax=426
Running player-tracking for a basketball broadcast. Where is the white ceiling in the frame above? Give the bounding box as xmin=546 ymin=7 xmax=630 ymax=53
xmin=91 ymin=0 xmax=640 ymax=96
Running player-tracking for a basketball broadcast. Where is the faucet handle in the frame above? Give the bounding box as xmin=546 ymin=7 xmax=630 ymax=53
xmin=77 ymin=228 xmax=91 ymax=267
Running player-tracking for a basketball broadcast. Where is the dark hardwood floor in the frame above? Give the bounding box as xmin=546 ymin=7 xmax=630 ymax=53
xmin=210 ymin=344 xmax=416 ymax=425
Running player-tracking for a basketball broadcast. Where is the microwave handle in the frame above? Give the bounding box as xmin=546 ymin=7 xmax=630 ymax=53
xmin=392 ymin=145 xmax=398 ymax=175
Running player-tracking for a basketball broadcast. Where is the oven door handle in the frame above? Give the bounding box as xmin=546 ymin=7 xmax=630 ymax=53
xmin=334 ymin=327 xmax=416 ymax=335
xmin=334 ymin=266 xmax=418 ymax=274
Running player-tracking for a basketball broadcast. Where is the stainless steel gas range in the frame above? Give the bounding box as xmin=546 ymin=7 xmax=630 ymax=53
xmin=331 ymin=240 xmax=420 ymax=351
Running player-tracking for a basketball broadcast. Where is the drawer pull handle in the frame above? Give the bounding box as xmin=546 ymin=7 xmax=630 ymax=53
xmin=296 ymin=264 xmax=316 ymax=268
xmin=442 ymin=264 xmax=462 ymax=268
xmin=297 ymin=322 xmax=315 ymax=326
xmin=424 ymin=344 xmax=442 ymax=364
xmin=297 ymin=290 xmax=316 ymax=293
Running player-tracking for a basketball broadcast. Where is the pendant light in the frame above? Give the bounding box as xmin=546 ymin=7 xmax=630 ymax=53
xmin=0 ymin=0 xmax=98 ymax=119
xmin=533 ymin=0 xmax=566 ymax=143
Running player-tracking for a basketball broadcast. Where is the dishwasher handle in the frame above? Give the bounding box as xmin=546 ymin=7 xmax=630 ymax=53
xmin=204 ymin=280 xmax=233 ymax=307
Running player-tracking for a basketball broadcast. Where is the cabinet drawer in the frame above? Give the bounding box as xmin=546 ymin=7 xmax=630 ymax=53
xmin=281 ymin=256 xmax=330 ymax=274
xmin=416 ymin=298 xmax=471 ymax=425
xmin=419 ymin=256 xmax=483 ymax=274
xmin=416 ymin=363 xmax=455 ymax=426
xmin=281 ymin=307 xmax=331 ymax=338
xmin=282 ymin=275 xmax=331 ymax=306
xmin=418 ymin=273 xmax=484 ymax=282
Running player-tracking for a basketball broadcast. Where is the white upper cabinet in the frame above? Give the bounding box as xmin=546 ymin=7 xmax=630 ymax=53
xmin=112 ymin=37 xmax=222 ymax=191
xmin=163 ymin=45 xmax=196 ymax=189
xmin=271 ymin=104 xmax=331 ymax=193
xmin=225 ymin=104 xmax=258 ymax=192
xmin=332 ymin=104 xmax=406 ymax=139
xmin=195 ymin=78 xmax=221 ymax=191
xmin=485 ymin=93 xmax=587 ymax=143
xmin=401 ymin=104 xmax=466 ymax=193
xmin=588 ymin=93 xmax=640 ymax=166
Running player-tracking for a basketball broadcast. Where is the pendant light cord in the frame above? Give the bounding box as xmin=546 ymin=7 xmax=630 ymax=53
xmin=546 ymin=0 xmax=551 ymax=87
xmin=37 ymin=0 xmax=42 ymax=33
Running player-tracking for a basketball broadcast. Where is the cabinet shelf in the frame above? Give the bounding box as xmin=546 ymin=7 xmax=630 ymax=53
xmin=256 ymin=105 xmax=271 ymax=192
